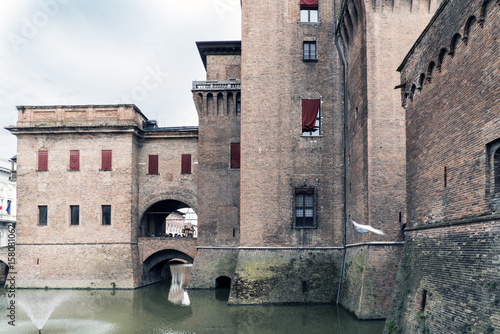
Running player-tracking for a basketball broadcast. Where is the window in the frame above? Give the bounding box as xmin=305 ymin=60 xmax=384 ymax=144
xmin=302 ymin=99 xmax=321 ymax=136
xmin=181 ymin=154 xmax=192 ymax=174
xmin=303 ymin=41 xmax=317 ymax=60
xmin=70 ymin=205 xmax=79 ymax=225
xmin=295 ymin=188 xmax=315 ymax=227
xmin=148 ymin=155 xmax=159 ymax=174
xmin=69 ymin=150 xmax=80 ymax=171
xmin=102 ymin=205 xmax=111 ymax=225
xmin=38 ymin=150 xmax=48 ymax=171
xmin=230 ymin=143 xmax=240 ymax=169
xmin=236 ymin=93 xmax=241 ymax=116
xmin=101 ymin=150 xmax=112 ymax=171
xmin=38 ymin=206 xmax=47 ymax=226
xmin=300 ymin=0 xmax=318 ymax=22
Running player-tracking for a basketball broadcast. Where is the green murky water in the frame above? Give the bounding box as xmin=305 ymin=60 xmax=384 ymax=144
xmin=0 ymin=264 xmax=384 ymax=333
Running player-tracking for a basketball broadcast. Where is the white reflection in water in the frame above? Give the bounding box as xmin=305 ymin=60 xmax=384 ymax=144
xmin=168 ymin=264 xmax=192 ymax=306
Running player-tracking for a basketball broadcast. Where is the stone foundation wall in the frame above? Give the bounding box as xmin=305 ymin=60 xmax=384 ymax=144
xmin=385 ymin=221 xmax=500 ymax=334
xmin=188 ymin=247 xmax=239 ymax=289
xmin=228 ymin=248 xmax=342 ymax=305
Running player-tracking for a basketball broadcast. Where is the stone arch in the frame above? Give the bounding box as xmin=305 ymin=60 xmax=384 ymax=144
xmin=410 ymin=84 xmax=417 ymax=100
xmin=142 ymin=249 xmax=194 ymax=286
xmin=418 ymin=73 xmax=426 ymax=90
xmin=139 ymin=197 xmax=198 ymax=238
xmin=426 ymin=61 xmax=435 ymax=83
xmin=462 ymin=16 xmax=477 ymax=44
xmin=437 ymin=48 xmax=448 ymax=72
xmin=206 ymin=93 xmax=214 ymax=115
xmin=227 ymin=92 xmax=234 ymax=116
xmin=235 ymin=92 xmax=241 ymax=116
xmin=448 ymin=33 xmax=461 ymax=56
xmin=217 ymin=93 xmax=224 ymax=116
xmin=479 ymin=0 xmax=495 ymax=27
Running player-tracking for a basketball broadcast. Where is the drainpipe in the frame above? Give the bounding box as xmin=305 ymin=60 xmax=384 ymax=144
xmin=334 ymin=5 xmax=348 ymax=305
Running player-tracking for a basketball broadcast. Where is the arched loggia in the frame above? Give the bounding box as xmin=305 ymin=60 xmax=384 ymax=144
xmin=142 ymin=249 xmax=194 ymax=286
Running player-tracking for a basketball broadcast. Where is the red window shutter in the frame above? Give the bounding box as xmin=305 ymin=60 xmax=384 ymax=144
xmin=102 ymin=150 xmax=112 ymax=171
xmin=38 ymin=151 xmax=48 ymax=171
xmin=149 ymin=155 xmax=159 ymax=174
xmin=231 ymin=143 xmax=240 ymax=169
xmin=181 ymin=154 xmax=191 ymax=174
xmin=69 ymin=150 xmax=79 ymax=171
xmin=302 ymin=99 xmax=321 ymax=132
xmin=300 ymin=0 xmax=318 ymax=9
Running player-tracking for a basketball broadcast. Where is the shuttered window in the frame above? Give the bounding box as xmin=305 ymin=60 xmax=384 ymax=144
xmin=38 ymin=151 xmax=48 ymax=171
xmin=101 ymin=150 xmax=112 ymax=171
xmin=230 ymin=143 xmax=240 ymax=169
xmin=149 ymin=155 xmax=159 ymax=174
xmin=181 ymin=154 xmax=191 ymax=174
xmin=69 ymin=150 xmax=80 ymax=171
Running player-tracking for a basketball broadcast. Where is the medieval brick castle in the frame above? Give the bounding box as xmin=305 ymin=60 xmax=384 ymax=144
xmin=4 ymin=0 xmax=499 ymax=333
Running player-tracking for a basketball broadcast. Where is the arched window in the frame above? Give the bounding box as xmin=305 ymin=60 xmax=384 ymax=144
xmin=235 ymin=93 xmax=241 ymax=116
xmin=227 ymin=92 xmax=234 ymax=116
xmin=448 ymin=33 xmax=461 ymax=56
xmin=494 ymin=148 xmax=500 ymax=194
xmin=463 ymin=16 xmax=477 ymax=44
xmin=410 ymin=84 xmax=416 ymax=100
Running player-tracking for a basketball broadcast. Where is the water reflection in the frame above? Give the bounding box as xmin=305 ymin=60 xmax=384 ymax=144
xmin=0 ymin=264 xmax=385 ymax=333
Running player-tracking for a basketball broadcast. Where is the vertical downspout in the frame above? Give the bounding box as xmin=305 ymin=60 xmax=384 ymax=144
xmin=335 ymin=2 xmax=348 ymax=305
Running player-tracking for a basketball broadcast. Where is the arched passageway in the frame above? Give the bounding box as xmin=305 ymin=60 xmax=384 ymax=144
xmin=142 ymin=249 xmax=194 ymax=286
xmin=140 ymin=200 xmax=198 ymax=238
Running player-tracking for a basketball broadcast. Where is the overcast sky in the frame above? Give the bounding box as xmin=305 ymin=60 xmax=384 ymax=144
xmin=0 ymin=0 xmax=241 ymax=160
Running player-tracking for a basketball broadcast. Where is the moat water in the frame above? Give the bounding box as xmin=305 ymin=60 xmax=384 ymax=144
xmin=0 ymin=264 xmax=384 ymax=333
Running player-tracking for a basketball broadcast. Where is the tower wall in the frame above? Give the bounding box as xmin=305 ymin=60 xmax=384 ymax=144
xmin=336 ymin=0 xmax=441 ymax=318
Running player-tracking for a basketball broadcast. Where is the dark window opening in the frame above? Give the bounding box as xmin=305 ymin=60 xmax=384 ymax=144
xmin=302 ymin=281 xmax=308 ymax=293
xmin=102 ymin=205 xmax=111 ymax=225
xmin=101 ymin=150 xmax=112 ymax=171
xmin=233 ymin=228 xmax=236 ymax=237
xmin=38 ymin=150 xmax=48 ymax=171
xmin=399 ymin=212 xmax=402 ymax=223
xmin=295 ymin=188 xmax=315 ymax=227
xmin=236 ymin=93 xmax=241 ymax=116
xmin=148 ymin=155 xmax=159 ymax=174
xmin=69 ymin=150 xmax=80 ymax=171
xmin=215 ymin=276 xmax=231 ymax=289
xmin=420 ymin=290 xmax=428 ymax=311
xmin=449 ymin=33 xmax=461 ymax=56
xmin=494 ymin=149 xmax=500 ymax=193
xmin=38 ymin=205 xmax=47 ymax=226
xmin=303 ymin=41 xmax=317 ymax=60
xmin=230 ymin=143 xmax=240 ymax=169
xmin=181 ymin=154 xmax=192 ymax=174
xmin=444 ymin=166 xmax=447 ymax=188
xmin=70 ymin=205 xmax=79 ymax=226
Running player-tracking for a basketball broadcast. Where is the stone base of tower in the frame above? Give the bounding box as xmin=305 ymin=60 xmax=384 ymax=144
xmin=339 ymin=243 xmax=403 ymax=319
xmin=14 ymin=244 xmax=139 ymax=289
xmin=228 ymin=248 xmax=342 ymax=304
xmin=188 ymin=247 xmax=239 ymax=289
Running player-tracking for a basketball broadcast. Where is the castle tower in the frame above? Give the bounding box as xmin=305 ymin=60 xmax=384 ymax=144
xmin=336 ymin=0 xmax=443 ymax=318
xmin=188 ymin=41 xmax=243 ymax=288
xmin=232 ymin=0 xmax=345 ymax=304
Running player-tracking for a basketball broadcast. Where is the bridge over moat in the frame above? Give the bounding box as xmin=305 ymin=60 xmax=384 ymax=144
xmin=138 ymin=237 xmax=198 ymax=286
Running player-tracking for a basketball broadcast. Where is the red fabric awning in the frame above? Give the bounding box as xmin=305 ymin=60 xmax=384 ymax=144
xmin=300 ymin=0 xmax=318 ymax=10
xmin=302 ymin=99 xmax=320 ymax=132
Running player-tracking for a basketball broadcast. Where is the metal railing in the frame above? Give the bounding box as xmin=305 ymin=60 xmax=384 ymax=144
xmin=192 ymin=80 xmax=241 ymax=91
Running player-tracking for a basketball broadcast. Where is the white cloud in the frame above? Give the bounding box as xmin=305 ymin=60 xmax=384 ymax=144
xmin=0 ymin=0 xmax=241 ymax=159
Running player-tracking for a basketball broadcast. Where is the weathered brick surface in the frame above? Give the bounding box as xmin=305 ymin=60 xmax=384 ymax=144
xmin=386 ymin=222 xmax=500 ymax=333
xmin=188 ymin=248 xmax=239 ymax=289
xmin=386 ymin=1 xmax=500 ymax=332
xmin=336 ymin=0 xmax=439 ymax=318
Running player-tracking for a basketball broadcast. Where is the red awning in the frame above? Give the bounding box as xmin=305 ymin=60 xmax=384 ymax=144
xmin=302 ymin=99 xmax=320 ymax=132
xmin=300 ymin=0 xmax=318 ymax=10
